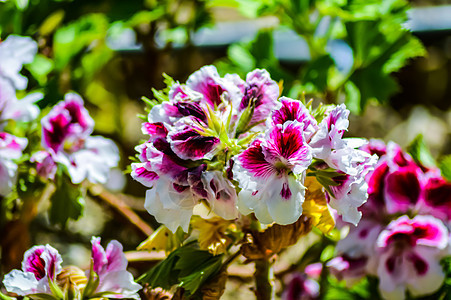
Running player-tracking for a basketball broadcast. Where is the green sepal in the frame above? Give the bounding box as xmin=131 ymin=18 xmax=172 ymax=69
xmin=28 ymin=294 xmax=59 ymax=300
xmin=48 ymin=277 xmax=64 ymax=300
xmin=82 ymin=259 xmax=100 ymax=299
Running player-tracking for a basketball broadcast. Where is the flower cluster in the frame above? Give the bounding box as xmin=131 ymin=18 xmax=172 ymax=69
xmin=0 ymin=35 xmax=42 ymax=196
xmin=33 ymin=93 xmax=119 ymax=184
xmin=329 ymin=141 xmax=451 ymax=299
xmin=2 ymin=237 xmax=141 ymax=299
xmin=131 ymin=65 xmax=376 ymax=232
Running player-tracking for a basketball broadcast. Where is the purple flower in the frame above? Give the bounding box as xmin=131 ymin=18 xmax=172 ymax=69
xmin=376 ymin=215 xmax=449 ymax=299
xmin=236 ymin=69 xmax=280 ymax=130
xmin=3 ymin=245 xmax=62 ymax=296
xmin=233 ymin=121 xmax=312 ymax=224
xmin=282 ymin=273 xmax=319 ymax=300
xmin=0 ymin=132 xmax=27 ymax=195
xmin=90 ymin=237 xmax=141 ymax=299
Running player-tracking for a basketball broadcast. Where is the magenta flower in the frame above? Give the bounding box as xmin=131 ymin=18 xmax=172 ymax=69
xmin=185 ymin=65 xmax=241 ymax=108
xmin=271 ymin=97 xmax=317 ymax=141
xmin=38 ymin=93 xmax=119 ymax=184
xmin=0 ymin=132 xmax=27 ymax=195
xmin=282 ymin=273 xmax=319 ymax=300
xmin=3 ymin=245 xmax=62 ymax=296
xmin=416 ymin=173 xmax=451 ymax=223
xmin=90 ymin=237 xmax=142 ymax=299
xmin=233 ymin=121 xmax=312 ymax=224
xmin=376 ymin=215 xmax=449 ymax=299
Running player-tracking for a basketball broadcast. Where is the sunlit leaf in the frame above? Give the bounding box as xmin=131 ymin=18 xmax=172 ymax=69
xmin=191 ymin=216 xmax=233 ymax=255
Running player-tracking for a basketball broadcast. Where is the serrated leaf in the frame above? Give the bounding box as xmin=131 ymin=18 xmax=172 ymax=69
xmin=439 ymin=155 xmax=451 ymax=182
xmin=407 ymin=134 xmax=436 ymax=168
xmin=138 ymin=249 xmax=180 ymax=290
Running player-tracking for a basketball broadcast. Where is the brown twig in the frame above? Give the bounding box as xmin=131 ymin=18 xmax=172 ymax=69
xmin=88 ymin=185 xmax=153 ymax=237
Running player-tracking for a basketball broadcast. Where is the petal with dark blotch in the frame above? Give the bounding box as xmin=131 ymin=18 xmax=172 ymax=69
xmin=169 ymin=128 xmax=220 ymax=160
xmin=384 ymin=166 xmax=423 ymax=214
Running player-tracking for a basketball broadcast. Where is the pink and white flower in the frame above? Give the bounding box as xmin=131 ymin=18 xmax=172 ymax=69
xmin=0 ymin=78 xmax=41 ymax=126
xmin=132 ymin=140 xmax=207 ymax=232
xmin=233 ymin=121 xmax=312 ymax=225
xmin=309 ymin=104 xmax=349 ymax=159
xmin=90 ymin=237 xmax=142 ymax=299
xmin=3 ymin=245 xmax=62 ymax=296
xmin=325 ymin=149 xmax=377 ymax=225
xmin=376 ymin=215 xmax=449 ymax=300
xmin=0 ymin=35 xmax=37 ymax=90
xmin=0 ymin=132 xmax=27 ymax=195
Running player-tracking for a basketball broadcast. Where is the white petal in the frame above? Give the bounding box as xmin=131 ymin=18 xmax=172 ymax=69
xmin=96 ymin=270 xmax=142 ymax=299
xmin=3 ymin=270 xmax=39 ymax=296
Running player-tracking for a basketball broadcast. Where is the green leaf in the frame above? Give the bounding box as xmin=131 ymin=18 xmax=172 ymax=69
xmin=26 ymin=54 xmax=54 ymax=85
xmin=439 ymin=155 xmax=451 ymax=182
xmin=407 ymin=134 xmax=436 ymax=168
xmin=49 ymin=177 xmax=85 ymax=227
xmin=301 ymin=55 xmax=335 ymax=92
xmin=343 ymin=81 xmax=361 ymax=115
xmin=227 ymin=44 xmax=255 ymax=72
xmin=139 ymin=245 xmax=223 ymax=296
xmin=138 ymin=248 xmax=182 ymax=290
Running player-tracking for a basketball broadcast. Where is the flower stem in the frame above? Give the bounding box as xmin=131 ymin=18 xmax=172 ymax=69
xmin=254 ymin=259 xmax=275 ymax=300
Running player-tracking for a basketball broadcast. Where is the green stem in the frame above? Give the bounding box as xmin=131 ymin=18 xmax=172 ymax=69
xmin=254 ymin=259 xmax=275 ymax=300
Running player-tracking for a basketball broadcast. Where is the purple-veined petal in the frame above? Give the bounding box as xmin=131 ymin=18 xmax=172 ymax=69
xmin=201 ymin=171 xmax=238 ymax=220
xmin=238 ymin=69 xmax=280 ymax=128
xmin=141 ymin=122 xmax=168 ymax=139
xmin=144 ymin=176 xmax=199 ymax=232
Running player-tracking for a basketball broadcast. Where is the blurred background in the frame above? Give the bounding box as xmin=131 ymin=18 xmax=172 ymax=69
xmin=1 ymin=0 xmax=451 ymax=296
